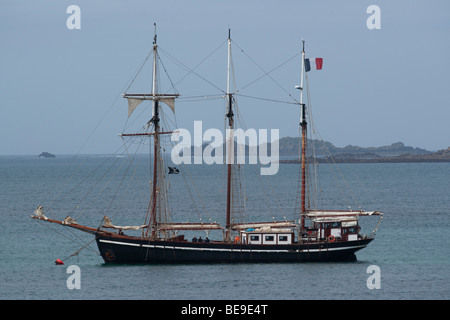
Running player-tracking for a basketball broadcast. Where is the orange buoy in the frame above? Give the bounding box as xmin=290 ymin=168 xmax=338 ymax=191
xmin=55 ymin=258 xmax=64 ymax=265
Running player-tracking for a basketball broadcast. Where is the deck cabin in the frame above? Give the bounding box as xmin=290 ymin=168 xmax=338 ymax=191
xmin=236 ymin=218 xmax=361 ymax=245
xmin=229 ymin=211 xmax=381 ymax=246
xmin=306 ymin=217 xmax=361 ymax=242
xmin=239 ymin=227 xmax=295 ymax=245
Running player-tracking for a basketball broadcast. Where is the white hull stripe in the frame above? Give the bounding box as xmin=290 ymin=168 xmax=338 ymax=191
xmin=99 ymin=239 xmax=367 ymax=253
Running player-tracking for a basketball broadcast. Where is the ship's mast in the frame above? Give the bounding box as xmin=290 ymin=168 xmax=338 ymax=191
xmin=149 ymin=23 xmax=160 ymax=239
xmin=119 ymin=25 xmax=180 ymax=239
xmin=299 ymin=40 xmax=307 ymax=231
xmin=225 ymin=29 xmax=234 ymax=242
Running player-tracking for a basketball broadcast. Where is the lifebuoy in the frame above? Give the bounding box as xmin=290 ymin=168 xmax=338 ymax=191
xmin=328 ymin=235 xmax=336 ymax=243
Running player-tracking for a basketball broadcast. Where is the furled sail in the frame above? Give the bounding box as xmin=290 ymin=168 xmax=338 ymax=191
xmin=32 ymin=205 xmax=48 ymax=220
xmin=231 ymin=221 xmax=296 ymax=230
xmin=305 ymin=210 xmax=383 ymax=218
xmin=158 ymin=222 xmax=223 ymax=230
xmin=63 ymin=216 xmax=78 ymax=225
xmin=102 ymin=216 xmax=147 ymax=230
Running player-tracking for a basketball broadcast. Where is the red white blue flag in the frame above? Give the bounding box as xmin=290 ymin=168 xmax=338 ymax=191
xmin=305 ymin=58 xmax=323 ymax=72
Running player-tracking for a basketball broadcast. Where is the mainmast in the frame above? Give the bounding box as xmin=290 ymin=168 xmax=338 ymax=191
xmin=225 ymin=29 xmax=234 ymax=242
xmin=299 ymin=40 xmax=307 ymax=231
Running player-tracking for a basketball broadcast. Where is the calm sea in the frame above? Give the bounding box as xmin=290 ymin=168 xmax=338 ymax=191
xmin=1 ymin=155 xmax=449 ymax=302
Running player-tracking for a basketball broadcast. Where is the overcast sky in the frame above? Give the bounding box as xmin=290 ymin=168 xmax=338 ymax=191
xmin=1 ymin=0 xmax=449 ymax=155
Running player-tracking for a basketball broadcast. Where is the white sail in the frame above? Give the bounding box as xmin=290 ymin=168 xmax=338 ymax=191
xmin=125 ymin=95 xmax=176 ymax=117
xmin=160 ymin=98 xmax=175 ymax=113
xmin=127 ymin=98 xmax=144 ymax=117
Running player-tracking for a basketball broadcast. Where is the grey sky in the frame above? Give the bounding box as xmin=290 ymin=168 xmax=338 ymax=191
xmin=1 ymin=0 xmax=449 ymax=155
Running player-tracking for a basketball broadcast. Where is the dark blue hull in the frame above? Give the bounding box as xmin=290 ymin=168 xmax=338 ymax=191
xmin=96 ymin=234 xmax=373 ymax=264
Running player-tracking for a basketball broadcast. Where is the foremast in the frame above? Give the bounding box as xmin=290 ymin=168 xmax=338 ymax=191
xmin=122 ymin=24 xmax=179 ymax=240
xmin=149 ymin=26 xmax=160 ymax=239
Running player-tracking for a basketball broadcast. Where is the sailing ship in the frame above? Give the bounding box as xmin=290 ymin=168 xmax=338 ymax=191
xmin=31 ymin=27 xmax=382 ymax=264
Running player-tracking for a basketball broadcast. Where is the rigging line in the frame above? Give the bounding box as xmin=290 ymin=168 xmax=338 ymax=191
xmin=158 ymin=129 xmax=172 ymax=227
xmin=305 ymin=71 xmax=327 ymax=210
xmin=304 ymin=72 xmax=316 ymax=209
xmin=160 ymin=133 xmax=172 ymax=219
xmin=178 ymin=94 xmax=224 ymax=102
xmin=295 ymin=126 xmax=302 ymax=214
xmin=238 ymin=52 xmax=301 ymax=93
xmin=143 ymin=133 xmax=153 ymax=227
xmin=234 ymin=101 xmax=249 ymax=220
xmin=86 ymin=154 xmax=131 ymax=222
xmin=102 ymin=138 xmax=144 ymax=220
xmin=62 ymin=237 xmax=99 ymax=261
xmin=168 ymin=138 xmax=212 ymax=221
xmin=231 ymin=102 xmax=246 ymax=223
xmin=159 ymin=107 xmax=177 ymax=134
xmin=124 ymin=49 xmax=154 ymax=94
xmin=75 ymin=48 xmax=153 ymax=156
xmin=234 ymin=99 xmax=284 ymax=220
xmin=304 ymin=72 xmax=361 ymax=211
xmin=236 ymin=94 xmax=300 ymax=105
xmin=116 ymin=147 xmax=146 ymax=222
xmin=49 ymin=143 xmax=129 ymax=219
xmin=121 ymin=98 xmax=152 ymax=134
xmin=159 ymin=45 xmax=227 ymax=94
xmin=74 ymin=94 xmax=122 ymax=156
xmin=160 ymin=104 xmax=215 ymax=223
xmin=122 ymin=100 xmax=157 ymax=134
xmin=36 ymin=219 xmax=99 ymax=256
xmin=232 ymin=40 xmax=300 ymax=104
xmin=157 ymin=51 xmax=179 ymax=95
xmin=235 ymin=105 xmax=250 ymax=222
xmin=68 ymin=148 xmax=129 ymax=217
xmin=233 ymin=96 xmax=284 ymax=218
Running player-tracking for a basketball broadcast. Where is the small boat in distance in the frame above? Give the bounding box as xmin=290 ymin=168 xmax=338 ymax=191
xmin=32 ymin=26 xmax=382 ymax=263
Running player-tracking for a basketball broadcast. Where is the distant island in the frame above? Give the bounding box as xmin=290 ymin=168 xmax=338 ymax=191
xmin=186 ymin=138 xmax=450 ymax=164
xmin=276 ymin=138 xmax=450 ymax=164
xmin=38 ymin=152 xmax=56 ymax=158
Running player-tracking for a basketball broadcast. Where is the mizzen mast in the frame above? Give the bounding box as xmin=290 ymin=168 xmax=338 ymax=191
xmin=299 ymin=40 xmax=307 ymax=231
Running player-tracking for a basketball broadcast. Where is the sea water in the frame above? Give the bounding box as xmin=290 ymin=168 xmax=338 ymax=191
xmin=0 ymin=155 xmax=449 ymax=300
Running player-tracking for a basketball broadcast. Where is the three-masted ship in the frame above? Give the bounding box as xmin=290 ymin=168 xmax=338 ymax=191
xmin=32 ymin=27 xmax=382 ymax=263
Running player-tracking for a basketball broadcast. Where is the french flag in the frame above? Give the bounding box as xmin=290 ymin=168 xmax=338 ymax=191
xmin=305 ymin=58 xmax=323 ymax=72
